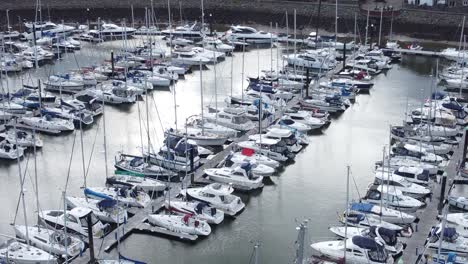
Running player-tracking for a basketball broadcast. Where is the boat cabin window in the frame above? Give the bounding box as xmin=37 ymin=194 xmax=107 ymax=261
xmin=368 ymin=249 xmax=388 ymax=262
xmin=353 ymin=249 xmax=364 ymax=256
xmin=367 ymin=190 xmax=381 ymax=200
xmin=79 ymin=213 xmax=99 ymax=226
xmin=233 ymin=116 xmax=249 ymax=124
xmin=200 ymin=191 xmax=215 ymax=198
xmin=66 ymin=214 xmax=78 ymax=224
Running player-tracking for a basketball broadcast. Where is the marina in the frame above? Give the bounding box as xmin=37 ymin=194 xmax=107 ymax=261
xmin=1 ymin=3 xmax=468 ymax=264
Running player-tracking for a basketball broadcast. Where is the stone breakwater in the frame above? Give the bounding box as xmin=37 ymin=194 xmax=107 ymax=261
xmin=0 ymin=0 xmax=465 ymax=41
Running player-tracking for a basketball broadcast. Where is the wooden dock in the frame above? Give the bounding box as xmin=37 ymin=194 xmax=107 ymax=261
xmin=402 ymin=132 xmax=466 ymax=264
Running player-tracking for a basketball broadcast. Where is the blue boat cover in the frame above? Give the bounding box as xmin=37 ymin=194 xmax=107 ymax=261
xmin=97 ymin=199 xmax=117 ymax=209
xmin=350 ymin=202 xmax=374 ymax=213
xmin=431 ymin=91 xmax=447 ymax=100
xmin=442 ymin=227 xmax=457 ymax=239
xmin=442 ymin=102 xmax=464 ymax=111
xmin=241 ymin=162 xmax=252 ymax=172
xmin=352 ymin=236 xmax=382 ymax=251
xmin=84 ymin=188 xmax=111 ymax=200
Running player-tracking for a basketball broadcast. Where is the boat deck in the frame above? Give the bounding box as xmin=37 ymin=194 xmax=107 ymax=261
xmin=402 ymin=132 xmax=467 ymax=264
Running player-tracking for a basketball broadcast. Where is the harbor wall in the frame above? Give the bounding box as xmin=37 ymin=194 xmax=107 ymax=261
xmin=0 ymin=0 xmax=465 ymax=41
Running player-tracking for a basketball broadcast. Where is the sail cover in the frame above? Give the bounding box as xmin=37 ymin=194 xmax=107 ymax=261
xmin=350 ymin=202 xmax=374 ymax=213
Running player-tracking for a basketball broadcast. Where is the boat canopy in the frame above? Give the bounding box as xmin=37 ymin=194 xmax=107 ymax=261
xmin=431 ymin=91 xmax=447 ymax=100
xmin=370 ymin=226 xmax=397 ymax=246
xmin=97 ymin=199 xmax=117 ymax=209
xmin=350 ymin=202 xmax=374 ymax=213
xmin=352 ymin=236 xmax=383 ymax=251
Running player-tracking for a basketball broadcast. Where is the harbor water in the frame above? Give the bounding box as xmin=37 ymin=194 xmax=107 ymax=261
xmin=0 ymin=38 xmax=439 ymax=263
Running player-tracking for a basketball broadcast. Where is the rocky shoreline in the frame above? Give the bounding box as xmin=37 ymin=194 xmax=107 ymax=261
xmin=0 ymin=0 xmax=464 ymax=41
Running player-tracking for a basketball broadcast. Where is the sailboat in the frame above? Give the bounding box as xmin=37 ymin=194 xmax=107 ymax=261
xmin=84 ymin=186 xmax=151 ymax=208
xmin=205 ymin=163 xmax=264 ymax=191
xmin=13 ymin=225 xmax=85 ymax=258
xmin=165 ymin=200 xmax=224 ymax=224
xmin=66 ymin=197 xmax=127 ymax=224
xmin=148 ymin=214 xmax=211 ymax=236
xmin=0 ymin=238 xmax=58 ymax=264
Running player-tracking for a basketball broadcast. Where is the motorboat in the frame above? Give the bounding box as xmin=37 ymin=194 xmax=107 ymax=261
xmin=219 ymin=153 xmax=276 ymax=176
xmin=44 ymin=75 xmax=86 ymax=93
xmin=286 ymin=111 xmax=326 ymax=130
xmin=448 ymin=196 xmax=468 ymax=211
xmin=375 ymin=166 xmax=430 ymax=186
xmin=363 ymin=185 xmax=425 ymax=212
xmin=90 ymin=23 xmax=136 ymax=39
xmin=129 ymin=71 xmax=170 ymax=87
xmin=238 ymin=138 xmax=293 ymax=162
xmin=348 ymin=202 xmax=416 ymax=225
xmin=0 ymin=129 xmax=43 ymax=148
xmin=274 ymin=115 xmax=312 ymax=133
xmin=106 ymin=175 xmax=166 ymax=193
xmin=249 ymin=130 xmax=303 ymax=153
xmin=0 ymin=239 xmax=57 ymax=264
xmin=145 ymin=133 xmax=201 ymax=172
xmin=447 ymin=213 xmax=468 ymax=238
xmin=165 ymin=200 xmax=224 ymax=224
xmin=14 ymin=225 xmax=85 ymax=258
xmin=114 ymin=153 xmax=178 ymax=179
xmin=283 ymin=53 xmax=333 ymax=70
xmin=185 ymin=117 xmax=238 ymax=138
xmin=39 ymin=207 xmax=106 ymax=238
xmin=311 ymin=236 xmax=393 ymax=264
xmin=300 ymin=98 xmax=346 ymax=113
xmin=202 ymin=37 xmax=234 ymax=54
xmin=169 ymin=128 xmax=228 ymax=146
xmin=427 ymin=226 xmax=468 ymax=256
xmin=171 ymin=49 xmax=210 ymax=66
xmin=19 ymin=115 xmax=75 ymax=133
xmin=41 ymin=106 xmax=94 ymax=126
xmin=373 ymin=171 xmax=431 ymax=198
xmin=161 ymin=22 xmax=204 ymax=41
xmin=329 ymin=226 xmax=404 ymax=256
xmin=225 ymin=25 xmax=276 ymax=44
xmin=340 ymin=210 xmax=411 ymax=234
xmin=0 ymin=140 xmax=25 ymax=160
xmin=65 ymin=197 xmax=127 ymax=224
xmin=391 ymin=143 xmax=446 ymax=166
xmin=73 ymin=94 xmax=104 ymax=116
xmin=204 ymin=107 xmax=255 ymax=131
xmin=152 ymin=65 xmax=179 ymax=81
xmin=376 ymin=157 xmax=439 ymax=175
xmin=0 ymin=100 xmax=27 ymax=114
xmin=23 ymin=21 xmax=75 ymax=39
xmin=181 ymin=183 xmax=245 ymax=216
xmin=230 ymin=149 xmax=280 ymax=168
xmin=84 ymin=186 xmax=151 ymax=208
xmin=205 ymin=163 xmax=264 ymax=191
xmin=148 ymin=214 xmax=211 ymax=236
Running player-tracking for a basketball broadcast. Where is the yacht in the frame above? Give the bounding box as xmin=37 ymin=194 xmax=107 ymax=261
xmin=39 ymin=207 xmax=106 ymax=238
xmin=373 ymin=171 xmax=431 ymax=198
xmin=65 ymin=196 xmax=127 ymax=224
xmin=249 ymin=129 xmax=303 ymax=153
xmin=181 ymin=183 xmax=245 ymax=216
xmin=363 ymin=184 xmax=425 ymax=212
xmin=311 ymin=236 xmax=393 ymax=264
xmin=238 ymin=138 xmax=294 ymax=162
xmin=447 ymin=213 xmax=468 ymax=238
xmin=284 ymin=53 xmax=333 ymax=70
xmin=202 ymin=37 xmax=234 ymax=54
xmin=230 ymin=149 xmax=280 ymax=169
xmin=85 ymin=85 xmax=137 ymax=104
xmin=148 ymin=214 xmax=211 ymax=236
xmin=19 ymin=115 xmax=75 ymax=133
xmin=0 ymin=239 xmax=57 ymax=264
xmin=340 ymin=211 xmax=411 ymax=233
xmin=44 ymin=75 xmax=86 ymax=93
xmin=0 ymin=129 xmax=43 ymax=148
xmin=161 ymin=22 xmax=205 ymax=41
xmin=329 ymin=226 xmax=404 ymax=256
xmin=225 ymin=25 xmax=276 ymax=44
xmin=376 ymin=156 xmax=439 ymax=175
xmin=84 ymin=186 xmax=151 ymax=208
xmin=90 ymin=23 xmax=136 ymax=39
xmin=114 ymin=153 xmax=178 ymax=179
xmin=14 ymin=225 xmax=85 ymax=258
xmin=348 ymin=202 xmax=416 ymax=225
xmin=391 ymin=143 xmax=446 ymax=166
xmin=145 ymin=134 xmax=201 ymax=172
xmin=205 ymin=163 xmax=264 ymax=191
xmin=185 ymin=117 xmax=239 ymax=138
xmin=23 ymin=21 xmax=75 ymax=40
xmin=286 ymin=111 xmax=326 ymax=130
xmin=106 ymin=175 xmax=166 ymax=193
xmin=375 ymin=166 xmax=430 ymax=186
xmin=165 ymin=200 xmax=224 ymax=224
xmin=274 ymin=115 xmax=312 ymax=133
xmin=204 ymin=107 xmax=255 ymax=131
xmin=427 ymin=226 xmax=468 ymax=256
xmin=171 ymin=49 xmax=211 ymax=66
xmin=169 ymin=128 xmax=228 ymax=146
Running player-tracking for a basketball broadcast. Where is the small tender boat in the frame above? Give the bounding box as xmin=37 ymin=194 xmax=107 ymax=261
xmin=65 ymin=196 xmax=127 ymax=224
xmin=14 ymin=225 xmax=85 ymax=258
xmin=205 ymin=163 xmax=264 ymax=191
xmin=85 ymin=186 xmax=151 ymax=208
xmin=148 ymin=214 xmax=211 ymax=236
xmin=39 ymin=207 xmax=106 ymax=238
xmin=165 ymin=200 xmax=224 ymax=225
xmin=181 ymin=183 xmax=244 ymax=216
xmin=0 ymin=239 xmax=57 ymax=264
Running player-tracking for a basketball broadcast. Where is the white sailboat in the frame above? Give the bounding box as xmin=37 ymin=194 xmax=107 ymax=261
xmin=165 ymin=200 xmax=224 ymax=224
xmin=65 ymin=197 xmax=127 ymax=224
xmin=148 ymin=214 xmax=211 ymax=236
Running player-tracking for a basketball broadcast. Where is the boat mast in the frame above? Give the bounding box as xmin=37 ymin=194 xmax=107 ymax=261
xmin=389 ymin=11 xmax=394 ymax=41
xmin=380 ymin=146 xmax=385 ymax=213
xmin=335 ymin=0 xmax=338 ymax=48
xmin=167 ymin=0 xmax=173 ymax=57
xmin=146 ymin=75 xmax=151 ymax=156
xmin=378 ymin=7 xmax=383 ymax=47
xmin=364 ymin=9 xmax=369 ymax=47
xmin=241 ymin=37 xmax=245 ymax=103
xmin=230 ymin=46 xmax=234 ymax=98
xmin=101 ymin=84 xmax=109 ymax=179
xmin=131 ymin=4 xmax=135 ymax=29
xmin=276 ymin=22 xmax=279 ymax=73
xmin=251 ymin=242 xmax=261 ymax=264
xmin=33 ymin=129 xmax=40 ymax=232
xmin=200 ymin=59 xmax=204 ymax=135
xmin=459 ymin=36 xmax=466 ymax=97
xmin=213 ymin=48 xmax=218 ymax=122
xmin=437 ymin=203 xmax=448 ymax=262
xmin=284 ymin=11 xmax=288 ymax=73
xmin=179 ymin=1 xmax=183 ymax=26
xmin=15 ymin=123 xmax=30 ymax=246
xmin=270 ymin=22 xmax=273 ymax=73
xmin=293 ymin=9 xmax=297 ymax=76
xmin=344 ymin=165 xmax=350 ymax=262
xmin=459 ymin=16 xmax=466 ymax=52
xmin=62 ymin=191 xmax=69 ymax=263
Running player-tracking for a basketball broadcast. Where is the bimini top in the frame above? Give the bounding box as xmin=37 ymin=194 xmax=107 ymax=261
xmin=350 ymin=202 xmax=374 ymax=213
xmin=352 ymin=236 xmax=383 ymax=251
xmin=370 ymin=226 xmax=397 ymax=246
